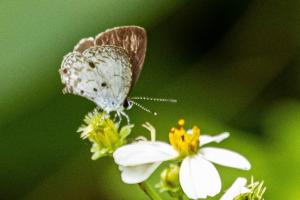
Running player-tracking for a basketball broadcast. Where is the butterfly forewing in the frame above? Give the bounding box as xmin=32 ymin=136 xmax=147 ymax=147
xmin=60 ymin=45 xmax=132 ymax=112
xmin=73 ymin=37 xmax=94 ymax=53
xmin=95 ymin=26 xmax=147 ymax=87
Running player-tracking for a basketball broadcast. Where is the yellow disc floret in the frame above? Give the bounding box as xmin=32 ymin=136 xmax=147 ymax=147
xmin=169 ymin=119 xmax=200 ymax=156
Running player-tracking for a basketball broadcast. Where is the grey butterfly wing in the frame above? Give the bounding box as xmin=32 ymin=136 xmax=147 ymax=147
xmin=60 ymin=46 xmax=132 ymax=112
xmin=95 ymin=26 xmax=147 ymax=87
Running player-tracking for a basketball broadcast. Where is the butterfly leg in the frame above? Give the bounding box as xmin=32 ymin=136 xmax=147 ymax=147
xmin=115 ymin=111 xmax=122 ymax=127
xmin=120 ymin=111 xmax=130 ymax=124
xmin=113 ymin=112 xmax=118 ymax=122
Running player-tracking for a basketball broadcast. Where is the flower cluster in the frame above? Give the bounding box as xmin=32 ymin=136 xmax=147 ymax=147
xmin=76 ymin=111 xmax=266 ymax=200
xmin=77 ymin=109 xmax=133 ymax=160
xmin=113 ymin=119 xmax=251 ymax=199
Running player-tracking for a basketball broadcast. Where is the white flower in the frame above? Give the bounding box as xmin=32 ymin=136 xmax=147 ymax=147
xmin=221 ymin=177 xmax=266 ymax=200
xmin=220 ymin=177 xmax=250 ymax=200
xmin=113 ymin=120 xmax=251 ymax=199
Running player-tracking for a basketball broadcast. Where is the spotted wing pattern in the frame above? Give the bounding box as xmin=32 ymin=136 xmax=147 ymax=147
xmin=60 ymin=45 xmax=132 ymax=112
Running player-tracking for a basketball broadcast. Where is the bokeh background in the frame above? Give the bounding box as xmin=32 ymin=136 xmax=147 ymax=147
xmin=1 ymin=0 xmax=300 ymax=199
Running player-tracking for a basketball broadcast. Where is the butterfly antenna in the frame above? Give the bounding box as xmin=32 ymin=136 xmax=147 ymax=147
xmin=131 ymin=97 xmax=177 ymax=103
xmin=131 ymin=100 xmax=158 ymax=116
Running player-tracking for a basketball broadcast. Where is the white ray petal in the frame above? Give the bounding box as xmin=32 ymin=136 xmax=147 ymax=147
xmin=119 ymin=162 xmax=161 ymax=184
xmin=179 ymin=155 xmax=221 ymax=199
xmin=113 ymin=141 xmax=178 ymax=166
xmin=200 ymin=147 xmax=251 ymax=170
xmin=200 ymin=132 xmax=230 ymax=146
xmin=220 ymin=177 xmax=250 ymax=200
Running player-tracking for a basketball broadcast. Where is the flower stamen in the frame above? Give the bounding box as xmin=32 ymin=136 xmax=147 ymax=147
xmin=169 ymin=119 xmax=200 ymax=156
xmin=142 ymin=122 xmax=156 ymax=142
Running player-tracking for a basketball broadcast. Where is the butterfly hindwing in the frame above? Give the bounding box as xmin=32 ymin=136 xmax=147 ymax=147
xmin=60 ymin=45 xmax=132 ymax=112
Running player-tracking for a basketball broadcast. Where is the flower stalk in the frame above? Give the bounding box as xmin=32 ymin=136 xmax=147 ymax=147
xmin=139 ymin=182 xmax=163 ymax=200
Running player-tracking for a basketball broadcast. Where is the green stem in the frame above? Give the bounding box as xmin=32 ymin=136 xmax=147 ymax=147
xmin=178 ymin=195 xmax=184 ymax=200
xmin=138 ymin=182 xmax=163 ymax=200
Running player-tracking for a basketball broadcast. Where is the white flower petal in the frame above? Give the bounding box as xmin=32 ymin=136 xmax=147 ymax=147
xmin=113 ymin=141 xmax=178 ymax=166
xmin=200 ymin=147 xmax=251 ymax=170
xmin=220 ymin=177 xmax=250 ymax=200
xmin=179 ymin=155 xmax=221 ymax=199
xmin=240 ymin=187 xmax=251 ymax=194
xmin=119 ymin=162 xmax=161 ymax=184
xmin=200 ymin=132 xmax=230 ymax=146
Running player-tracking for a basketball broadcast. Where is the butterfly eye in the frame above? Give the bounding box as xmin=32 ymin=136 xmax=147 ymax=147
xmin=123 ymin=99 xmax=133 ymax=109
xmin=101 ymin=82 xmax=107 ymax=87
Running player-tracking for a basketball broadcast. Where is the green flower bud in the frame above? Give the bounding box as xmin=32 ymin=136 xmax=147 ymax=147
xmin=156 ymin=164 xmax=181 ymax=194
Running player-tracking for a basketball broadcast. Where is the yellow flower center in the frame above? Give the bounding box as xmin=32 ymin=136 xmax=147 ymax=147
xmin=169 ymin=119 xmax=200 ymax=156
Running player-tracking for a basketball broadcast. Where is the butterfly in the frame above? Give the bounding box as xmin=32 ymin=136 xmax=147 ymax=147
xmin=60 ymin=26 xmax=175 ymax=123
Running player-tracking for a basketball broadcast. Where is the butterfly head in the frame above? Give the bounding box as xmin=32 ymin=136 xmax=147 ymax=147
xmin=123 ymin=98 xmax=134 ymax=110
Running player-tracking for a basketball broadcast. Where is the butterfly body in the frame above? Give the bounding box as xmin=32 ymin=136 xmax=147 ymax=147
xmin=60 ymin=26 xmax=147 ymax=119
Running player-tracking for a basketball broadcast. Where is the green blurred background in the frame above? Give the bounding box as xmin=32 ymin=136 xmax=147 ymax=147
xmin=1 ymin=0 xmax=300 ymax=199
